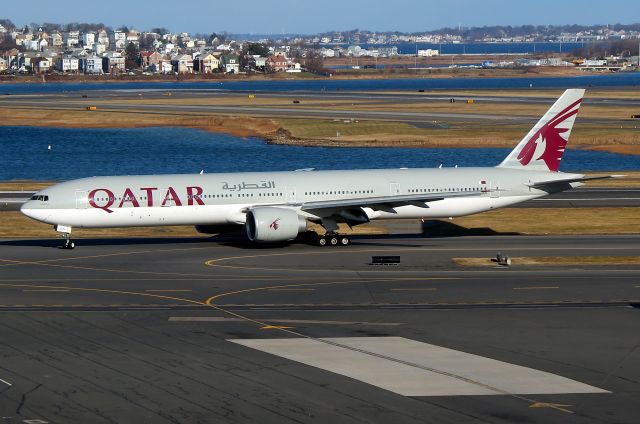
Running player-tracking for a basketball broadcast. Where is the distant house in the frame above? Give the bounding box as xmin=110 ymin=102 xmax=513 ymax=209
xmin=254 ymin=56 xmax=268 ymax=69
xmin=0 ymin=58 xmax=7 ymax=72
xmin=82 ymin=32 xmax=95 ymax=47
xmin=51 ymin=32 xmax=63 ymax=48
xmin=268 ymin=54 xmax=288 ymax=72
xmin=102 ymin=51 xmax=125 ymax=73
xmin=194 ymin=53 xmax=220 ymax=73
xmin=65 ymin=31 xmax=80 ymax=47
xmin=110 ymin=31 xmax=127 ymax=50
xmin=97 ymin=30 xmax=110 ymax=46
xmin=171 ymin=54 xmax=193 ymax=73
xmin=79 ymin=55 xmax=103 ymax=74
xmin=55 ymin=55 xmax=79 ymax=73
xmin=221 ymin=54 xmax=239 ymax=73
xmin=127 ymin=30 xmax=140 ymax=47
xmin=140 ymin=51 xmax=163 ymax=70
xmin=31 ymin=57 xmax=52 ymax=74
xmin=93 ymin=42 xmax=107 ymax=55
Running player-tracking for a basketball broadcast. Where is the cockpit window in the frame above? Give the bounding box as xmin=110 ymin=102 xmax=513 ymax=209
xmin=30 ymin=195 xmax=49 ymax=201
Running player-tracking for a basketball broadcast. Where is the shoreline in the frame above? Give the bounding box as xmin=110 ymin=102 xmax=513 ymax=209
xmin=0 ymin=66 xmax=589 ymax=85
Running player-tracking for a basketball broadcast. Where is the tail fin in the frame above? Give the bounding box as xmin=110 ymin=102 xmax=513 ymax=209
xmin=498 ymin=89 xmax=585 ymax=172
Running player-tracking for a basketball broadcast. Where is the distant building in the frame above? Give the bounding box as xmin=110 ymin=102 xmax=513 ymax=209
xmin=55 ymin=55 xmax=79 ymax=73
xmin=194 ymin=53 xmax=220 ymax=73
xmin=221 ymin=54 xmax=239 ymax=73
xmin=102 ymin=51 xmax=125 ymax=73
xmin=254 ymin=56 xmax=268 ymax=69
xmin=268 ymin=54 xmax=288 ymax=72
xmin=93 ymin=42 xmax=107 ymax=55
xmin=97 ymin=30 xmax=110 ymax=46
xmin=171 ymin=54 xmax=193 ymax=73
xmin=0 ymin=58 xmax=7 ymax=72
xmin=418 ymin=49 xmax=439 ymax=57
xmin=65 ymin=31 xmax=80 ymax=47
xmin=50 ymin=32 xmax=63 ymax=48
xmin=110 ymin=31 xmax=127 ymax=50
xmin=79 ymin=55 xmax=103 ymax=74
xmin=82 ymin=32 xmax=95 ymax=47
xmin=32 ymin=57 xmax=52 ymax=73
xmin=140 ymin=51 xmax=163 ymax=69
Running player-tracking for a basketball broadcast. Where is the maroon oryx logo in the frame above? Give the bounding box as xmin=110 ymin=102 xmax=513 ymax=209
xmin=269 ymin=218 xmax=281 ymax=230
xmin=517 ymin=98 xmax=582 ymax=171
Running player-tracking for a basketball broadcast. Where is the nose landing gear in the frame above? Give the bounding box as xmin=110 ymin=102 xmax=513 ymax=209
xmin=55 ymin=224 xmax=75 ymax=249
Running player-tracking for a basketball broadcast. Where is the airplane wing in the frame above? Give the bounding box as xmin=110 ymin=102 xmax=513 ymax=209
xmin=299 ymin=190 xmax=484 ymax=212
xmin=525 ymin=175 xmax=624 ymax=189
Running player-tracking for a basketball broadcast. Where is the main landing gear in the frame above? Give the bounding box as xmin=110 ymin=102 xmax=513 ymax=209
xmin=300 ymin=231 xmax=350 ymax=247
xmin=317 ymin=233 xmax=350 ymax=247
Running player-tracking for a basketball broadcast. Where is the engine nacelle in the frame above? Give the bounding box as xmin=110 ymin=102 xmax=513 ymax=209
xmin=245 ymin=207 xmax=307 ymax=242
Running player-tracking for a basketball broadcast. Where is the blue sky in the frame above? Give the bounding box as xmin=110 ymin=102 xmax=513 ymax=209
xmin=3 ymin=0 xmax=638 ymax=34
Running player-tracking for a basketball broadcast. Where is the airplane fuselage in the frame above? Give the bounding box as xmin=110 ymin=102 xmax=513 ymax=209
xmin=21 ymin=167 xmax=581 ymax=229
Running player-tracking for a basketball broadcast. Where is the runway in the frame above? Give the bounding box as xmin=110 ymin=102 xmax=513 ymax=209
xmin=0 ymin=234 xmax=638 ymax=423
xmin=2 ymin=89 xmax=638 ymax=127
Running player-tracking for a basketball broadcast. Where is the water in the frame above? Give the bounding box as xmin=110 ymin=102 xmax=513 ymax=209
xmin=0 ymin=126 xmax=636 ymax=181
xmin=1 ymin=72 xmax=639 ymax=95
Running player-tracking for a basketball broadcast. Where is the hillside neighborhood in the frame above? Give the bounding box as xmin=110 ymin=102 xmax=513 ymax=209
xmin=0 ymin=20 xmax=639 ymax=75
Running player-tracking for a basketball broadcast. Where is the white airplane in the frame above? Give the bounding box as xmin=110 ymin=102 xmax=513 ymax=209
xmin=21 ymin=89 xmax=615 ymax=248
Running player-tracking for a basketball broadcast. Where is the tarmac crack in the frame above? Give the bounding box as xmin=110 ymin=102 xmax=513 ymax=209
xmin=15 ymin=383 xmax=42 ymax=414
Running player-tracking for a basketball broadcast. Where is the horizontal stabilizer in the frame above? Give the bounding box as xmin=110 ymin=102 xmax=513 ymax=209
xmin=525 ymin=175 xmax=624 ymax=189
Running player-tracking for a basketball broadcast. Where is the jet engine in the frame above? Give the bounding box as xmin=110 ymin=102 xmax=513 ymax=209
xmin=245 ymin=207 xmax=307 ymax=242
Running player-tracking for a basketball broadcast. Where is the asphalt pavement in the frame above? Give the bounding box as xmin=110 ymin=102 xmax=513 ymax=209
xmin=0 ymin=234 xmax=638 ymax=423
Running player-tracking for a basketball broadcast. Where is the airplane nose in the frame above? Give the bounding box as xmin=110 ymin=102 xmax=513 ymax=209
xmin=20 ymin=202 xmax=49 ymax=222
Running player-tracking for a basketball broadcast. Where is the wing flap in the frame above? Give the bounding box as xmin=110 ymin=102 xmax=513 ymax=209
xmin=300 ymin=190 xmax=483 ymax=212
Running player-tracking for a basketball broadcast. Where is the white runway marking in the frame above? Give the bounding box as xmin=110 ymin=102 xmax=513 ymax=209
xmin=0 ymin=378 xmax=11 ymax=386
xmin=230 ymin=337 xmax=609 ymax=397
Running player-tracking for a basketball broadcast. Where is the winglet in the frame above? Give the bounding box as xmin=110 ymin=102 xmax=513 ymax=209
xmin=498 ymin=89 xmax=585 ymax=172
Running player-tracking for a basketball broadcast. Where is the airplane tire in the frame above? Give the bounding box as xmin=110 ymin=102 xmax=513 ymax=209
xmin=329 ymin=237 xmax=338 ymax=246
xmin=340 ymin=237 xmax=350 ymax=246
xmin=317 ymin=237 xmax=327 ymax=246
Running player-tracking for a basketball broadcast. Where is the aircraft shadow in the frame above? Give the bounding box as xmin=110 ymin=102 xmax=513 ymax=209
xmin=0 ymin=221 xmax=519 ymax=249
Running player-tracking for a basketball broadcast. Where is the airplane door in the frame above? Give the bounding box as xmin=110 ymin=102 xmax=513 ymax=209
xmin=489 ymin=181 xmax=500 ymax=198
xmin=75 ymin=190 xmax=88 ymax=209
xmin=285 ymin=187 xmax=296 ymax=203
xmin=390 ymin=182 xmax=401 ymax=195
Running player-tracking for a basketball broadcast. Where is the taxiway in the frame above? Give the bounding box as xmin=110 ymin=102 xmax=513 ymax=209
xmin=0 ymin=234 xmax=638 ymax=423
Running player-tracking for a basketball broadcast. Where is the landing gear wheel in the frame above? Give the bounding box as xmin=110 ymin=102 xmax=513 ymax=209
xmin=329 ymin=236 xmax=338 ymax=246
xmin=340 ymin=236 xmax=350 ymax=246
xmin=63 ymin=239 xmax=75 ymax=249
xmin=317 ymin=236 xmax=327 ymax=246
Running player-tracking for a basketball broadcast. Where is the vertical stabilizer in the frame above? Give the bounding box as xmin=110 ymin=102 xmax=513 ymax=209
xmin=498 ymin=89 xmax=585 ymax=172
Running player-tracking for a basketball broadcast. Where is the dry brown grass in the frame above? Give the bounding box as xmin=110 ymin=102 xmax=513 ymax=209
xmin=2 ymin=206 xmax=638 ymax=239
xmin=0 ymin=211 xmax=199 ymax=238
xmin=0 ymin=107 xmax=280 ymax=138
xmin=450 ymin=207 xmax=640 ymax=235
